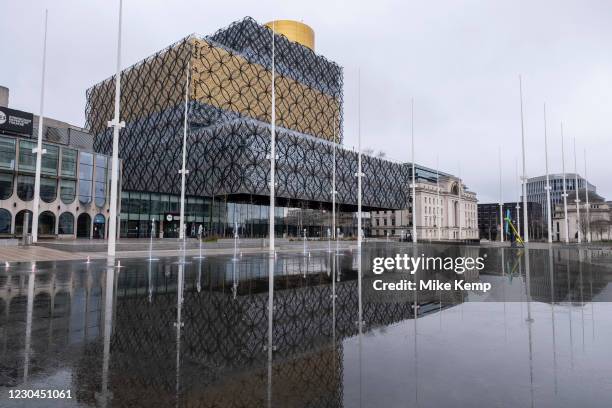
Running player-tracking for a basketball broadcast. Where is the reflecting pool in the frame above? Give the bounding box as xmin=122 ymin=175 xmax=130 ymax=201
xmin=1 ymin=243 xmax=612 ymax=407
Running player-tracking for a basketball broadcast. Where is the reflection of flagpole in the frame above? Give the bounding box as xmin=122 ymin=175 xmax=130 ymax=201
xmin=175 ymin=263 xmax=184 ymax=407
xmin=549 ymin=246 xmax=558 ymax=393
xmin=23 ymin=269 xmax=35 ymax=383
xmin=99 ymin=258 xmax=115 ymax=408
xmin=31 ymin=10 xmax=49 ymax=243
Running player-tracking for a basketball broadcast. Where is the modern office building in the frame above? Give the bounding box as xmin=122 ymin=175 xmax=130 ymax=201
xmin=0 ymin=87 xmax=116 ymax=239
xmin=525 ymin=174 xmax=596 ymax=222
xmin=371 ymin=168 xmax=479 ymax=241
xmin=86 ymin=17 xmax=413 ymax=239
xmin=477 ymin=201 xmax=543 ymax=241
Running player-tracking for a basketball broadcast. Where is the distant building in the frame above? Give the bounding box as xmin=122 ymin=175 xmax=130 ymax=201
xmin=371 ymin=168 xmax=478 ymax=241
xmin=551 ymin=189 xmax=612 ymax=242
xmin=478 ymin=201 xmax=543 ymax=241
xmin=526 ymin=174 xmax=596 ymax=222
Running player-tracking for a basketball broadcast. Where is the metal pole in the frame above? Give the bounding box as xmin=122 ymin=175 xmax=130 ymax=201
xmin=561 ymin=123 xmax=569 ymax=243
xmin=573 ymin=138 xmax=581 ymax=243
xmin=332 ymin=113 xmax=337 ymax=239
xmin=584 ymin=149 xmax=591 ymax=243
xmin=31 ymin=10 xmax=49 ymax=243
xmin=411 ymin=98 xmax=417 ymax=243
xmin=519 ymin=75 xmax=529 ymax=243
xmin=436 ymin=156 xmax=440 ymax=240
xmin=499 ymin=147 xmax=504 ymax=243
xmin=107 ymin=0 xmax=125 ymax=257
xmin=515 ymin=158 xmax=521 ymax=237
xmin=179 ymin=62 xmax=190 ymax=240
xmin=544 ymin=104 xmax=553 ymax=243
xmin=458 ymin=163 xmax=462 ymax=241
xmin=268 ymin=21 xmax=276 ymax=254
xmin=357 ymin=69 xmax=362 ymax=248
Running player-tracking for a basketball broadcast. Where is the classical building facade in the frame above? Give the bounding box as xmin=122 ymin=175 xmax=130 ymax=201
xmin=552 ymin=190 xmax=612 ymax=242
xmin=371 ymin=169 xmax=479 ymax=241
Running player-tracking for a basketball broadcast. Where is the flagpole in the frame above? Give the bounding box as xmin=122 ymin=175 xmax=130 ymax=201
xmin=436 ymin=156 xmax=440 ymax=241
xmin=268 ymin=21 xmax=276 ymax=255
xmin=515 ymin=158 xmax=521 ymax=237
xmin=561 ymin=123 xmax=569 ymax=243
xmin=519 ymin=75 xmax=529 ymax=243
xmin=584 ymin=149 xmax=591 ymax=243
xmin=332 ymin=113 xmax=337 ymax=239
xmin=499 ymin=147 xmax=504 ymax=243
xmin=411 ymin=98 xmax=417 ymax=243
xmin=357 ymin=69 xmax=362 ymax=248
xmin=31 ymin=10 xmax=49 ymax=243
xmin=107 ymin=0 xmax=125 ymax=256
xmin=178 ymin=62 xmax=190 ymax=240
xmin=573 ymin=138 xmax=581 ymax=243
xmin=544 ymin=103 xmax=552 ymax=243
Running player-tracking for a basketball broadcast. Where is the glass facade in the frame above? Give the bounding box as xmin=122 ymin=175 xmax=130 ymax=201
xmin=0 ymin=208 xmax=10 ymax=234
xmin=18 ymin=140 xmax=36 ymax=172
xmin=60 ymin=179 xmax=76 ymax=204
xmin=0 ymin=172 xmax=12 ymax=200
xmin=94 ymin=155 xmax=107 ymax=208
xmin=119 ymin=191 xmax=353 ymax=239
xmin=41 ymin=143 xmax=59 ymax=176
xmin=0 ymin=136 xmax=16 ymax=170
xmin=78 ymin=152 xmax=93 ymax=204
xmin=17 ymin=175 xmax=34 ymax=201
xmin=61 ymin=148 xmax=77 ymax=178
xmin=40 ymin=177 xmax=57 ymax=203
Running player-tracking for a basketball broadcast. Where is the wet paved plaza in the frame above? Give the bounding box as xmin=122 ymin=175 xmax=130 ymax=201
xmin=1 ymin=243 xmax=612 ymax=407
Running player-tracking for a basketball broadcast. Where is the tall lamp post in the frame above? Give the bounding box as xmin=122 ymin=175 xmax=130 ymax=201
xmin=107 ymin=0 xmax=125 ymax=257
xmin=31 ymin=10 xmax=49 ymax=243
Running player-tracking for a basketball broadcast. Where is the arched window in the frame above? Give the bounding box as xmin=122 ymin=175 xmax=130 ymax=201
xmin=0 ymin=209 xmax=11 ymax=234
xmin=0 ymin=172 xmax=12 ymax=200
xmin=60 ymin=179 xmax=76 ymax=204
xmin=38 ymin=211 xmax=56 ymax=235
xmin=15 ymin=210 xmax=33 ymax=235
xmin=76 ymin=213 xmax=91 ymax=238
xmin=93 ymin=213 xmax=106 ymax=239
xmin=17 ymin=175 xmax=34 ymax=201
xmin=58 ymin=212 xmax=74 ymax=235
xmin=40 ymin=177 xmax=57 ymax=203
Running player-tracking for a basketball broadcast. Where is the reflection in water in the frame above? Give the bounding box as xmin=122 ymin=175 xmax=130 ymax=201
xmin=1 ymin=245 xmax=612 ymax=407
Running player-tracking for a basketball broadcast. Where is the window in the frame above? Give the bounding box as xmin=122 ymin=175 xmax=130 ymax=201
xmin=0 ymin=172 xmax=12 ymax=200
xmin=38 ymin=211 xmax=55 ymax=235
xmin=0 ymin=209 xmax=11 ymax=234
xmin=18 ymin=140 xmax=36 ymax=172
xmin=78 ymin=152 xmax=93 ymax=204
xmin=40 ymin=177 xmax=57 ymax=203
xmin=61 ymin=148 xmax=77 ymax=178
xmin=0 ymin=136 xmax=16 ymax=170
xmin=58 ymin=212 xmax=74 ymax=234
xmin=94 ymin=155 xmax=107 ymax=208
xmin=41 ymin=143 xmax=59 ymax=176
xmin=17 ymin=175 xmax=35 ymax=201
xmin=60 ymin=179 xmax=76 ymax=204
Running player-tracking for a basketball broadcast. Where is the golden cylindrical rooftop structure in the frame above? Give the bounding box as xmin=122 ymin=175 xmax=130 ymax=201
xmin=264 ymin=20 xmax=315 ymax=51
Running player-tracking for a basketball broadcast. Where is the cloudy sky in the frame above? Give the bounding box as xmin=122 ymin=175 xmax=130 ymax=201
xmin=2 ymin=0 xmax=611 ymax=203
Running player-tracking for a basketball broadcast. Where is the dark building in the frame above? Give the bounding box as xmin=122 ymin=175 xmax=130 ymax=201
xmin=478 ymin=201 xmax=543 ymax=241
xmin=86 ymin=17 xmax=414 ymax=239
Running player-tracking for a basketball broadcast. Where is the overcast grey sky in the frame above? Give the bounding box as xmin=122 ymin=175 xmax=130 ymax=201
xmin=2 ymin=0 xmax=611 ymax=203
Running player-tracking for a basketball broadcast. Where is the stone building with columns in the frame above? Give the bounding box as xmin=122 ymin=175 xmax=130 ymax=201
xmin=371 ymin=169 xmax=478 ymax=241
